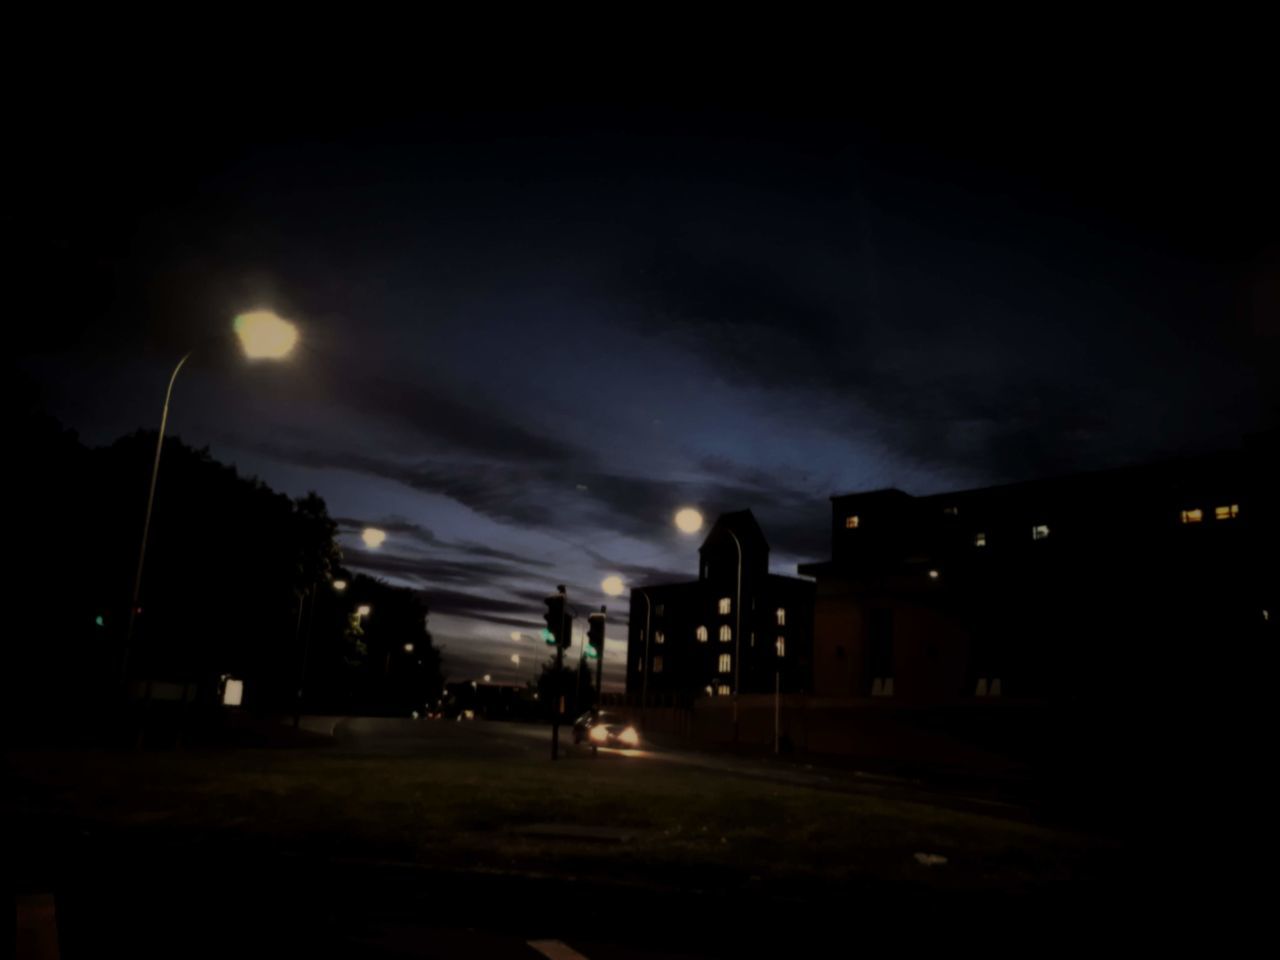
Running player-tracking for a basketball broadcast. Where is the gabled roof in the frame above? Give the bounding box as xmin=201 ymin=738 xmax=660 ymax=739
xmin=699 ymin=509 xmax=769 ymax=556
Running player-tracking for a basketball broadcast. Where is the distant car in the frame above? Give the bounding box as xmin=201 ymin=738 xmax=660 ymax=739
xmin=572 ymin=710 xmax=640 ymax=748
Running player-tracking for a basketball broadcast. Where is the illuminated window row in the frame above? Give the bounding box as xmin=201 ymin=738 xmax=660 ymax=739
xmin=975 ymin=677 xmax=1002 ymax=697
xmin=1181 ymin=504 xmax=1239 ymax=523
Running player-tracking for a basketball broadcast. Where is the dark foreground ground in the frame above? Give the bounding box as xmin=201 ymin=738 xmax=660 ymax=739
xmin=9 ymin=716 xmax=1256 ymax=957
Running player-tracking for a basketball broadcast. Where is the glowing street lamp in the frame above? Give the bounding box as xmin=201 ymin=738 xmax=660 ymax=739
xmin=403 ymin=643 xmax=415 ymax=653
xmin=675 ymin=507 xmax=704 ymax=535
xmin=122 ymin=310 xmax=299 ymax=688
xmin=483 ymin=674 xmax=492 ymax=683
xmin=356 ymin=604 xmax=372 ymax=618
xmin=233 ymin=310 xmax=300 ymax=360
xmin=332 ymin=579 xmax=348 ymax=592
xmin=361 ymin=527 xmax=387 ymax=549
xmin=511 ymin=654 xmax=521 ymax=666
xmin=601 ymin=575 xmax=625 ymax=597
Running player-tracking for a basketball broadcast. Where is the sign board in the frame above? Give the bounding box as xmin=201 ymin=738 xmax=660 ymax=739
xmin=222 ymin=678 xmax=244 ymax=707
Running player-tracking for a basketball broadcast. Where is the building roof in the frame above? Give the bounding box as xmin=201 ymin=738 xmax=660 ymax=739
xmin=699 ymin=509 xmax=769 ymax=555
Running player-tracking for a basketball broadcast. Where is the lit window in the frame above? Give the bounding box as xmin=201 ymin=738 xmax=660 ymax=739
xmin=653 ymin=655 xmax=663 ymax=674
xmin=696 ymin=625 xmax=708 ymax=643
xmin=776 ymin=636 xmax=786 ymax=657
xmin=1180 ymin=509 xmax=1203 ymax=524
xmin=1032 ymin=525 xmax=1050 ymax=540
xmin=655 ymin=630 xmax=665 ymax=645
xmin=1214 ymin=504 xmax=1239 ymax=520
xmin=718 ymin=653 xmax=731 ymax=673
xmin=975 ymin=532 xmax=987 ymax=547
xmin=845 ymin=515 xmax=860 ymax=529
xmin=776 ymin=607 xmax=786 ymax=626
xmin=718 ymin=597 xmax=731 ymax=615
xmin=717 ymin=683 xmax=731 ymax=696
xmin=719 ymin=625 xmax=732 ymax=643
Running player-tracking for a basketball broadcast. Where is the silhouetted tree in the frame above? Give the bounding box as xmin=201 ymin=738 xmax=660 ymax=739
xmin=13 ymin=411 xmax=445 ymax=737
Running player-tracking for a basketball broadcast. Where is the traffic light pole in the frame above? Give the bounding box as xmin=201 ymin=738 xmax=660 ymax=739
xmin=551 ymin=636 xmax=563 ymax=761
xmin=547 ymin=585 xmax=571 ymax=761
xmin=594 ymin=606 xmax=605 ymax=718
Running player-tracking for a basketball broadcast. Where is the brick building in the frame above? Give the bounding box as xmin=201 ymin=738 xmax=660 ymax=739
xmin=798 ymin=439 xmax=1275 ymax=708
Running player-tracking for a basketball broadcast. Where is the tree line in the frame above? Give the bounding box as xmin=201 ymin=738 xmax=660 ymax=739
xmin=15 ymin=403 xmax=444 ymax=740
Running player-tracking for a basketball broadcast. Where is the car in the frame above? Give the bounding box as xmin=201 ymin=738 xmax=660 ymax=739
xmin=572 ymin=710 xmax=641 ymax=748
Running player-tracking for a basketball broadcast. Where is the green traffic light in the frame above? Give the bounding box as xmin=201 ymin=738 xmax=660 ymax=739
xmin=541 ymin=628 xmax=556 ymax=644
xmin=95 ymin=615 xmax=105 ymax=627
xmin=585 ymin=646 xmax=599 ymax=659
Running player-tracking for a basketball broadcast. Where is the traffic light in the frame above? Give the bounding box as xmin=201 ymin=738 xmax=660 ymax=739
xmin=586 ymin=611 xmax=605 ymax=660
xmin=543 ymin=587 xmax=569 ymax=648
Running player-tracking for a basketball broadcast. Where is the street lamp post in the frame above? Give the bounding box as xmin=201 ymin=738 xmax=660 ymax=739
xmin=120 ymin=351 xmax=190 ymax=690
xmin=120 ymin=310 xmax=299 ymax=694
xmin=637 ymin=589 xmax=652 ymax=724
xmin=725 ymin=527 xmax=744 ymax=748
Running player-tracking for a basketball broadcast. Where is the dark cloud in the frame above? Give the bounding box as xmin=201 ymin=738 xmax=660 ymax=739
xmin=410 ymin=587 xmax=538 ymax=621
xmin=245 ymin=443 xmax=563 ymax=526
xmin=320 ymin=365 xmax=577 ymax=465
xmin=345 ymin=549 xmax=528 ymax=588
xmin=335 ymin=516 xmax=554 ymax=570
xmin=625 ymin=225 xmax=1275 ymax=490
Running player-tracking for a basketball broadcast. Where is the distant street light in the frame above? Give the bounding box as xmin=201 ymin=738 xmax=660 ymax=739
xmin=675 ymin=507 xmax=704 ymax=535
xmin=601 ymin=575 xmax=625 ymax=597
xmin=361 ymin=527 xmax=387 ymax=549
xmin=403 ymin=643 xmax=414 ymax=653
xmin=332 ymin=579 xmax=348 ymax=592
xmin=122 ymin=310 xmax=299 ymax=690
xmin=483 ymin=674 xmax=492 ymax=683
xmin=511 ymin=654 xmax=521 ymax=666
xmin=356 ymin=604 xmax=372 ymax=618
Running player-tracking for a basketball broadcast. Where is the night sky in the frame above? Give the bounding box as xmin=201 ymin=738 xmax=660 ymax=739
xmin=13 ymin=57 xmax=1277 ymax=688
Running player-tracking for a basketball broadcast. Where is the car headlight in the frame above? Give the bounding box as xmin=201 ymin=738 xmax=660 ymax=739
xmin=589 ymin=724 xmax=609 ymax=743
xmin=618 ymin=726 xmax=639 ymax=746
